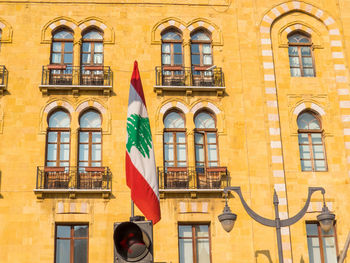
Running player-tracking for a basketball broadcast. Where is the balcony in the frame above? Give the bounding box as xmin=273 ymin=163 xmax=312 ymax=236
xmin=39 ymin=65 xmax=113 ymax=96
xmin=34 ymin=166 xmax=112 ymax=199
xmin=157 ymin=166 xmax=230 ymax=197
xmin=154 ymin=66 xmax=225 ymax=96
xmin=0 ymin=66 xmax=8 ymax=95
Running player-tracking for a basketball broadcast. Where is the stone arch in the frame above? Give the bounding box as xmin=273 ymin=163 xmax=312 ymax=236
xmin=78 ymin=17 xmax=114 ymax=44
xmin=279 ymin=21 xmax=323 ymax=48
xmin=0 ymin=18 xmax=13 ymax=43
xmin=156 ymin=99 xmax=189 ymax=133
xmin=151 ymin=17 xmax=187 ymax=44
xmin=41 ymin=17 xmax=78 ymax=44
xmin=187 ymin=18 xmax=222 ymax=46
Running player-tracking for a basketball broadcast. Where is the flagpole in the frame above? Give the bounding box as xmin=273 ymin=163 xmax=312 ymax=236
xmin=131 ymin=200 xmax=134 ymax=218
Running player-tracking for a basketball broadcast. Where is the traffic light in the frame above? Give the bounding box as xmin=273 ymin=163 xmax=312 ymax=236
xmin=114 ymin=220 xmax=153 ymax=262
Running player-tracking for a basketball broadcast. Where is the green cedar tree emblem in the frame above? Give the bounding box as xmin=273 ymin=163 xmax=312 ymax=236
xmin=126 ymin=114 xmax=153 ymax=158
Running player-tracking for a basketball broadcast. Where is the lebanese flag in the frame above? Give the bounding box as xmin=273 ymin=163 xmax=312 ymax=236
xmin=125 ymin=61 xmax=161 ymax=224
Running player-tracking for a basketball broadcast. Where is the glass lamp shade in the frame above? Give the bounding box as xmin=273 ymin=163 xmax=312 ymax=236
xmin=218 ymin=204 xmax=237 ymax=233
xmin=317 ymin=206 xmax=335 ymax=233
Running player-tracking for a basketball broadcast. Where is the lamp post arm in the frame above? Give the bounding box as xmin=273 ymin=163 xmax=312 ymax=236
xmin=224 ymin=187 xmax=276 ymax=227
xmin=280 ymin=187 xmax=325 ymax=227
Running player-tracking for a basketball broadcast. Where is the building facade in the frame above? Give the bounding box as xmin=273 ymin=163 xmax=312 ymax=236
xmin=0 ymin=0 xmax=349 ymax=262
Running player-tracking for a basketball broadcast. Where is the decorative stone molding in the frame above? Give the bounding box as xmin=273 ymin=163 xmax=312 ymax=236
xmin=0 ymin=18 xmax=13 ymax=43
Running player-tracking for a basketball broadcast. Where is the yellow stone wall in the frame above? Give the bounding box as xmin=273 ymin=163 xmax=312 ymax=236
xmin=0 ymin=0 xmax=349 ymax=262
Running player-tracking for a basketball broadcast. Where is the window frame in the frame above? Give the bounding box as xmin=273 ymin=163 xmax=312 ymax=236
xmin=161 ymin=28 xmax=184 ymax=67
xmin=54 ymin=223 xmax=89 ymax=263
xmin=81 ymin=28 xmax=104 ymax=67
xmin=288 ymin=31 xmax=316 ymax=77
xmin=50 ymin=28 xmax=74 ymax=66
xmin=297 ymin=111 xmax=327 ymax=172
xmin=306 ymin=221 xmax=338 ymax=263
xmin=178 ymin=223 xmax=212 ymax=263
xmin=190 ymin=29 xmax=213 ymax=68
xmin=194 ymin=111 xmax=219 ymax=168
xmin=163 ymin=110 xmax=187 ymax=168
xmin=45 ymin=110 xmax=71 ymax=167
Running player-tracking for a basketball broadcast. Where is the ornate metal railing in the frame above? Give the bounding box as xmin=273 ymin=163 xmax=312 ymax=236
xmin=157 ymin=166 xmax=230 ymax=190
xmin=155 ymin=66 xmax=225 ymax=87
xmin=36 ymin=166 xmax=111 ymax=190
xmin=41 ymin=65 xmax=112 ymax=86
xmin=0 ymin=65 xmax=8 ymax=86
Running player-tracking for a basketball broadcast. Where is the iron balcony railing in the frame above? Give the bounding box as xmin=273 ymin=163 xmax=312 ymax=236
xmin=157 ymin=166 xmax=230 ymax=190
xmin=36 ymin=166 xmax=111 ymax=190
xmin=0 ymin=65 xmax=8 ymax=86
xmin=41 ymin=65 xmax=112 ymax=86
xmin=155 ymin=66 xmax=225 ymax=87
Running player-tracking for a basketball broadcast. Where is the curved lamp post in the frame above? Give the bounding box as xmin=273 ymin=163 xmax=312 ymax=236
xmin=218 ymin=187 xmax=335 ymax=263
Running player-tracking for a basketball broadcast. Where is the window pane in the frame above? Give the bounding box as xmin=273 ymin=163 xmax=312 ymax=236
xmin=301 ymin=47 xmax=311 ymax=56
xmin=64 ymin=42 xmax=73 ymax=52
xmin=195 ymin=133 xmax=204 ymax=144
xmin=52 ymin=42 xmax=62 ymax=52
xmin=164 ymin=144 xmax=174 ymax=161
xmin=196 ymin=239 xmax=210 ymax=263
xmin=57 ymin=225 xmax=71 ymax=238
xmin=196 ymin=225 xmax=209 ymax=237
xmin=80 ymin=132 xmax=89 ymax=143
xmin=298 ymin=113 xmax=320 ymax=130
xmin=290 ymin=68 xmax=301 ymax=77
xmin=313 ymin=145 xmax=325 ymax=159
xmin=56 ymin=239 xmax=71 ymax=263
xmin=82 ymin=42 xmax=91 ymax=52
xmin=299 ymin=145 xmax=311 ymax=159
xmin=174 ymin=43 xmax=182 ymax=53
xmin=288 ymin=46 xmax=298 ymax=55
xmin=82 ymin=54 xmax=91 ymax=64
xmin=207 ymin=133 xmax=216 ymax=144
xmin=54 ymin=30 xmax=73 ymax=39
xmin=74 ymin=239 xmax=88 ymax=263
xmin=51 ymin=53 xmax=61 ymax=64
xmin=177 ymin=133 xmax=186 ymax=143
xmin=92 ymin=132 xmax=101 ymax=143
xmin=64 ymin=53 xmax=73 ymax=64
xmin=164 ymin=112 xmax=184 ymax=128
xmin=91 ymin=162 xmax=101 ymax=167
xmin=79 ymin=144 xmax=89 ymax=161
xmin=192 ymin=32 xmax=210 ymax=41
xmin=323 ymin=237 xmax=337 ymax=263
xmin=301 ymin=160 xmax=312 ymax=171
xmin=94 ymin=54 xmax=103 ymax=64
xmin=174 ymin=54 xmax=183 ymax=65
xmin=195 ymin=145 xmax=204 ymax=162
xmin=191 ymin=55 xmax=200 ymax=65
xmin=289 ymin=56 xmax=300 ymax=67
xmin=179 ymin=226 xmax=193 ymax=238
xmin=164 ymin=132 xmax=173 ymax=143
xmin=92 ymin=144 xmax=101 ymax=161
xmin=162 ymin=31 xmax=181 ymax=40
xmin=60 ymin=144 xmax=70 ymax=161
xmin=162 ymin=54 xmax=171 ymax=65
xmin=306 ymin=223 xmax=318 ymax=236
xmin=162 ymin=43 xmax=171 ymax=53
xmin=298 ymin=133 xmax=309 ymax=144
xmin=179 ymin=239 xmax=194 ymax=263
xmin=191 ymin=44 xmax=199 ymax=53
xmin=49 ymin=111 xmax=70 ymax=128
xmin=208 ymin=145 xmax=218 ymax=161
xmin=94 ymin=43 xmax=103 ymax=52
xmin=46 ymin=162 xmax=56 ymax=167
xmin=177 ymin=144 xmax=187 ymax=162
xmin=203 ymin=55 xmax=212 ymax=65
xmin=203 ymin=44 xmax=211 ymax=54
xmin=307 ymin=237 xmax=321 ymax=263
xmin=195 ymin=113 xmax=215 ymax=128
xmin=80 ymin=111 xmax=101 ymax=128
xmin=74 ymin=225 xmax=88 ymax=237
xmin=315 ymin=160 xmax=326 ymax=171
xmin=83 ymin=30 xmax=103 ymax=40
xmin=47 ymin=144 xmax=57 ymax=161
xmin=302 ymin=57 xmax=313 ymax=67
xmin=304 ymin=68 xmax=315 ymax=77
xmin=48 ymin=132 xmax=58 ymax=143
xmin=60 ymin=132 xmax=70 ymax=143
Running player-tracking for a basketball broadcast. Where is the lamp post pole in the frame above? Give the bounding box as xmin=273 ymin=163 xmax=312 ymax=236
xmin=218 ymin=186 xmax=335 ymax=263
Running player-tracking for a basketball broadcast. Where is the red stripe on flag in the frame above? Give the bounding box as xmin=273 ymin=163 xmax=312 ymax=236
xmin=126 ymin=152 xmax=161 ymax=224
xmin=131 ymin=61 xmax=146 ymax=106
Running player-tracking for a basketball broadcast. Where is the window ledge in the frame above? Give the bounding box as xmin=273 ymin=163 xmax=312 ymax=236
xmin=34 ymin=188 xmax=111 ymax=199
xmin=39 ymin=85 xmax=112 ymax=96
xmin=154 ymin=85 xmax=225 ymax=97
xmin=159 ymin=188 xmax=225 ymax=198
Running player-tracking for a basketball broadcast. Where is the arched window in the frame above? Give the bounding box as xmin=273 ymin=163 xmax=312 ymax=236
xmin=78 ymin=110 xmax=102 ymax=168
xmin=194 ymin=111 xmax=218 ymax=168
xmin=161 ymin=29 xmax=183 ymax=67
xmin=297 ymin=111 xmax=326 ymax=171
xmin=81 ymin=29 xmax=103 ymax=67
xmin=51 ymin=28 xmax=73 ymax=67
xmin=46 ymin=110 xmax=71 ymax=167
xmin=288 ymin=31 xmax=315 ymax=77
xmin=163 ymin=110 xmax=187 ymax=168
xmin=191 ymin=30 xmax=212 ymax=68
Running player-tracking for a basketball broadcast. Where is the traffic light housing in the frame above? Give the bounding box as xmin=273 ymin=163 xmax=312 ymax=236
xmin=113 ymin=220 xmax=153 ymax=262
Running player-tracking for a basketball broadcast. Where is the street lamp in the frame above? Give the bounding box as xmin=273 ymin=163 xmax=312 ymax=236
xmin=218 ymin=187 xmax=335 ymax=263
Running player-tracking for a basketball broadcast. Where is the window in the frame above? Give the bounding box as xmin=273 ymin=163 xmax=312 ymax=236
xmin=163 ymin=110 xmax=187 ymax=168
xmin=191 ymin=30 xmax=212 ymax=68
xmin=161 ymin=29 xmax=183 ymax=67
xmin=78 ymin=110 xmax=102 ymax=169
xmin=51 ymin=29 xmax=74 ymax=67
xmin=55 ymin=224 xmax=88 ymax=263
xmin=306 ymin=222 xmax=338 ymax=263
xmin=46 ymin=110 xmax=71 ymax=167
xmin=81 ymin=29 xmax=103 ymax=67
xmin=178 ymin=224 xmax=211 ymax=263
xmin=194 ymin=111 xmax=218 ymax=168
xmin=288 ymin=32 xmax=315 ymax=77
xmin=297 ymin=111 xmax=327 ymax=171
